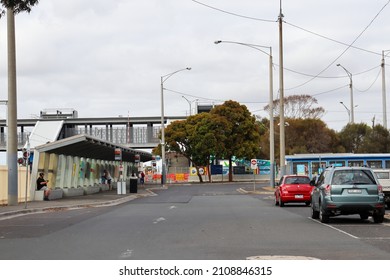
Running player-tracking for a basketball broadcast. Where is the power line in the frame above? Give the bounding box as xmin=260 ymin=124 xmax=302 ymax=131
xmin=190 ymin=0 xmax=276 ymax=22
xmin=284 ymin=21 xmax=381 ymax=56
xmin=165 ymin=88 xmax=269 ymax=104
xmin=286 ymin=0 xmax=390 ymax=91
xmin=354 ymin=67 xmax=382 ymax=93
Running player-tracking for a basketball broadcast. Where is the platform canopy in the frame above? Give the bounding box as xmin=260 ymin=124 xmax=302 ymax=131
xmin=33 ymin=134 xmax=153 ymax=162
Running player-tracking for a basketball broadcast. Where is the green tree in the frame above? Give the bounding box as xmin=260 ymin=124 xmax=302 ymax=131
xmin=360 ymin=124 xmax=390 ymax=153
xmin=285 ymin=118 xmax=342 ymax=154
xmin=164 ymin=113 xmax=229 ymax=182
xmin=339 ymin=123 xmax=371 ymax=153
xmin=0 ymin=0 xmax=38 ymax=15
xmin=210 ymin=100 xmax=261 ymax=182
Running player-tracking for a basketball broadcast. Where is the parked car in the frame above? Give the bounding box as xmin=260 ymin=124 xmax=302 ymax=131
xmin=310 ymin=166 xmax=385 ymax=223
xmin=274 ymin=175 xmax=313 ymax=207
xmin=373 ymin=169 xmax=390 ymax=208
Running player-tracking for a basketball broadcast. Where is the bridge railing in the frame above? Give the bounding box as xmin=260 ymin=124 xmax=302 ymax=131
xmin=0 ymin=126 xmax=161 ymax=149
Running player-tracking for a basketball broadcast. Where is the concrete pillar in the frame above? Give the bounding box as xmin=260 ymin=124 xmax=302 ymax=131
xmin=47 ymin=153 xmax=58 ymax=189
xmin=56 ymin=154 xmax=66 ymax=188
xmin=72 ymin=156 xmax=80 ymax=188
xmin=63 ymin=155 xmax=73 ymax=188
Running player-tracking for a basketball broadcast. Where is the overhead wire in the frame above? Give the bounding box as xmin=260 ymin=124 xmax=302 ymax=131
xmin=191 ymin=0 xmax=390 ymax=92
xmin=285 ymin=0 xmax=390 ymax=91
xmin=190 ymin=0 xmax=276 ymax=22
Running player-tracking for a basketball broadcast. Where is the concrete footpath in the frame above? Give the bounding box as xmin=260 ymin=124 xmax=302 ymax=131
xmin=0 ymin=185 xmax=165 ymax=220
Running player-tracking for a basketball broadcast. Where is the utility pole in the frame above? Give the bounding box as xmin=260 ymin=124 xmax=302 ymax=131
xmin=382 ymin=52 xmax=386 ymax=128
xmin=278 ymin=0 xmax=286 ymax=177
xmin=7 ymin=8 xmax=18 ymax=206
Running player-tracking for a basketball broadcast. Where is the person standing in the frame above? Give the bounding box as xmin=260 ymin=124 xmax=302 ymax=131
xmin=36 ymin=172 xmax=51 ymax=201
xmin=140 ymin=171 xmax=145 ymax=185
xmin=103 ymin=169 xmax=112 ymax=190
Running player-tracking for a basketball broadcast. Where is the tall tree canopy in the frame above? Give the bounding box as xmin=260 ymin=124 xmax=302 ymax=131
xmin=164 ymin=113 xmax=229 ymax=182
xmin=0 ymin=0 xmax=38 ymax=16
xmin=264 ymin=94 xmax=325 ymax=119
xmin=338 ymin=123 xmax=371 ymax=153
xmin=210 ymin=100 xmax=261 ymax=181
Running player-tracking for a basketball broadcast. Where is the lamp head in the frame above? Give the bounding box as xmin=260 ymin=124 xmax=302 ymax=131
xmin=214 ymin=40 xmax=222 ymax=44
xmin=336 ymin=63 xmax=341 ymax=66
xmin=186 ymin=67 xmax=191 ymax=70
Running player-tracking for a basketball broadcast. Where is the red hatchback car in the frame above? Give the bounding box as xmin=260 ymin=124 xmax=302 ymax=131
xmin=274 ymin=175 xmax=314 ymax=207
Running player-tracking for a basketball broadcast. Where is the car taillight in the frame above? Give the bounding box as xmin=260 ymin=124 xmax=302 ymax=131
xmin=324 ymin=185 xmax=331 ymax=196
xmin=378 ymin=185 xmax=383 ymax=195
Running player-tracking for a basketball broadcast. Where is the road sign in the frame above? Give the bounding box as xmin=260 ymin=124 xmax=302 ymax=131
xmin=251 ymin=159 xmax=258 ymax=170
xmin=114 ymin=148 xmax=122 ymax=161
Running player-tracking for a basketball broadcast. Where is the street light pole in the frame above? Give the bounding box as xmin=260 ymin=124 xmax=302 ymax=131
xmin=182 ymin=96 xmax=198 ymax=116
xmin=337 ymin=64 xmax=354 ymax=123
xmin=340 ymin=101 xmax=351 ymax=123
xmin=381 ymin=50 xmax=390 ymax=129
xmin=161 ymin=67 xmax=191 ymax=185
xmin=214 ymin=40 xmax=275 ymax=187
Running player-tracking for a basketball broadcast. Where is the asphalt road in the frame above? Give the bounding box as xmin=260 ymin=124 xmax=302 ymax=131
xmin=0 ymin=183 xmax=389 ymax=260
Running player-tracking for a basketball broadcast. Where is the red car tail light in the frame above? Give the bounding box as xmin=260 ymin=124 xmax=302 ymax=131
xmin=378 ymin=185 xmax=383 ymax=195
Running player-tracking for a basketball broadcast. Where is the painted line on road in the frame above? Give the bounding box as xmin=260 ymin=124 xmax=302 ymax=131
xmin=153 ymin=217 xmax=166 ymax=224
xmin=308 ymin=217 xmax=359 ymax=239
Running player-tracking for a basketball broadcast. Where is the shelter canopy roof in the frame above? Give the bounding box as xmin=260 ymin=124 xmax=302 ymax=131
xmin=33 ymin=134 xmax=153 ymax=162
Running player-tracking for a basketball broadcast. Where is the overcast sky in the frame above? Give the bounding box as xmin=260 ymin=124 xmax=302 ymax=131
xmin=1 ymin=0 xmax=390 ymax=132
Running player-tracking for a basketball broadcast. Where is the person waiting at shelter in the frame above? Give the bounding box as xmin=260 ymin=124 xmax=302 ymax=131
xmin=36 ymin=172 xmax=51 ymax=201
xmin=102 ymin=169 xmax=112 ymax=191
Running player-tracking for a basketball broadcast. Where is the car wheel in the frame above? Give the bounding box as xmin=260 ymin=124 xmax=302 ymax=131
xmin=319 ymin=206 xmax=330 ymax=223
xmin=278 ymin=197 xmax=284 ymax=207
xmin=359 ymin=214 xmax=369 ymax=220
xmin=311 ymin=205 xmax=319 ymax=219
xmin=305 ymin=201 xmax=311 ymax=206
xmin=373 ymin=213 xmax=384 ymax=223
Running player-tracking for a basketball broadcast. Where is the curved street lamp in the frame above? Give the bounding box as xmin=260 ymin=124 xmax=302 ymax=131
xmin=214 ymin=40 xmax=276 ymax=187
xmin=182 ymin=96 xmax=198 ymax=116
xmin=337 ymin=64 xmax=354 ymax=123
xmin=340 ymin=101 xmax=358 ymax=124
xmin=161 ymin=67 xmax=191 ymax=185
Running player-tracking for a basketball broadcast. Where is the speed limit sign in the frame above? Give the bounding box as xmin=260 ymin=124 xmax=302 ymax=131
xmin=250 ymin=159 xmax=258 ymax=170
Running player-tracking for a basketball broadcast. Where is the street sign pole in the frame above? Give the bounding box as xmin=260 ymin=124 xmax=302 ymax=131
xmin=24 ymin=137 xmax=30 ymax=209
xmin=251 ymin=159 xmax=257 ymax=192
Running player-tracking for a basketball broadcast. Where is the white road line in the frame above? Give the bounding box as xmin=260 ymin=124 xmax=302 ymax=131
xmin=308 ymin=217 xmax=359 ymax=239
xmin=153 ymin=217 xmax=166 ymax=224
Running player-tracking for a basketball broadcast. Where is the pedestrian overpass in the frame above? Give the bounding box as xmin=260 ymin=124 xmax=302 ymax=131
xmin=0 ymin=115 xmax=186 ymax=150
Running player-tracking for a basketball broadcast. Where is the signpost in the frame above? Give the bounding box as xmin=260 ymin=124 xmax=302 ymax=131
xmin=24 ymin=138 xmax=30 ymax=209
xmin=251 ymin=159 xmax=257 ymax=192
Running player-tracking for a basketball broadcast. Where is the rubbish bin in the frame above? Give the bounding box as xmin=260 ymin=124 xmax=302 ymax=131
xmin=130 ymin=178 xmax=138 ymax=193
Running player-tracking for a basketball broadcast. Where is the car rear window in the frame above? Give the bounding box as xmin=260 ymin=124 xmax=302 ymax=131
xmin=375 ymin=171 xmax=390 ymax=179
xmin=285 ymin=177 xmax=310 ymax=184
xmin=332 ymin=170 xmax=376 ymax=185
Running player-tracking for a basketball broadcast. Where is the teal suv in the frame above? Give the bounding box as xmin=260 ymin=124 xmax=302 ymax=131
xmin=311 ymin=166 xmax=385 ymax=223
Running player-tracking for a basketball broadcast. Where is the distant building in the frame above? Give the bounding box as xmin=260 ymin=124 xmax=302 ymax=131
xmin=197 ymin=104 xmax=215 ymax=114
xmin=40 ymin=108 xmax=78 ymax=119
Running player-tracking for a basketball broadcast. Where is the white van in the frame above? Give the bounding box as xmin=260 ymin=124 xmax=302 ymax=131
xmin=373 ymin=169 xmax=390 ymax=208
